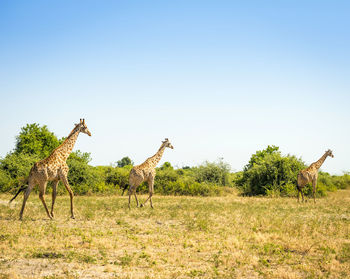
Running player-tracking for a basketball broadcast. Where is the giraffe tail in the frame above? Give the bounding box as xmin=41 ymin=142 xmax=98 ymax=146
xmin=9 ymin=167 xmax=35 ymax=203
xmin=121 ymin=183 xmax=129 ymax=196
xmin=9 ymin=184 xmax=28 ymax=203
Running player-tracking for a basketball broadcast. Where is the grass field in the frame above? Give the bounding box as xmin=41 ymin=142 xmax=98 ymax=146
xmin=0 ymin=190 xmax=350 ymax=278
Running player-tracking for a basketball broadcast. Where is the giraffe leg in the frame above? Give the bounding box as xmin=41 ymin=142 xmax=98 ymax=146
xmin=50 ymin=180 xmax=59 ymax=218
xmin=39 ymin=182 xmax=52 ymax=220
xmin=19 ymin=181 xmax=35 ymax=220
xmin=60 ymin=175 xmax=75 ymax=219
xmin=300 ymin=187 xmax=306 ymax=203
xmin=142 ymin=179 xmax=154 ymax=208
xmin=297 ymin=188 xmax=300 ymax=203
xmin=150 ymin=182 xmax=154 ymax=209
xmin=128 ymin=185 xmax=136 ymax=209
xmin=312 ymin=179 xmax=317 ymax=203
xmin=141 ymin=192 xmax=153 ymax=207
xmin=134 ymin=191 xmax=139 ymax=207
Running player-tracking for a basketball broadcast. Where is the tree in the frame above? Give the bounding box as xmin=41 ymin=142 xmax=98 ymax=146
xmin=160 ymin=162 xmax=173 ymax=170
xmin=195 ymin=159 xmax=231 ymax=186
xmin=0 ymin=152 xmax=39 ymax=180
xmin=68 ymin=150 xmax=92 ymax=165
xmin=66 ymin=151 xmax=101 ymax=194
xmin=245 ymin=145 xmax=279 ymax=170
xmin=105 ymin=165 xmax=131 ymax=193
xmin=116 ymin=157 xmax=133 ymax=168
xmin=15 ymin=123 xmax=61 ymax=158
xmin=239 ymin=146 xmax=306 ymax=196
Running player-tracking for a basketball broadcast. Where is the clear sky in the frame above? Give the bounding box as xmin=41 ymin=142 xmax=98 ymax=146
xmin=0 ymin=0 xmax=349 ymax=174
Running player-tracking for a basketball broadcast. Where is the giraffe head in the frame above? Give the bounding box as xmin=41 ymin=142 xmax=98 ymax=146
xmin=326 ymin=149 xmax=334 ymax=158
xmin=76 ymin=119 xmax=92 ymax=136
xmin=162 ymin=138 xmax=174 ymax=149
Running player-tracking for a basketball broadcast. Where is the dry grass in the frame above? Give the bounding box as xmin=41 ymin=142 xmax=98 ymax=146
xmin=0 ymin=189 xmax=350 ymax=278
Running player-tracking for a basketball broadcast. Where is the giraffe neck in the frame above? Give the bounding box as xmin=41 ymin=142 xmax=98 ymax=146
xmin=148 ymin=144 xmax=166 ymax=168
xmin=313 ymin=152 xmax=328 ymax=170
xmin=56 ymin=128 xmax=80 ymax=162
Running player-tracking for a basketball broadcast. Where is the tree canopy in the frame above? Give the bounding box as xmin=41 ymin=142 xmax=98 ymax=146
xmin=15 ymin=123 xmax=61 ymax=158
xmin=116 ymin=156 xmax=133 ymax=167
xmin=239 ymin=145 xmax=306 ymax=196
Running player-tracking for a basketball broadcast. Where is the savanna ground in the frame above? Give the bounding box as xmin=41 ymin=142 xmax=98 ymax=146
xmin=0 ymin=190 xmax=350 ymax=279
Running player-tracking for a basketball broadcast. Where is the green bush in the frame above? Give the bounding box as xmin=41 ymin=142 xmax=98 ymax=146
xmin=318 ymin=172 xmax=337 ymax=192
xmin=0 ymin=152 xmax=40 ymax=193
xmin=0 ymin=152 xmax=39 ymax=180
xmin=14 ymin=123 xmax=61 ymax=158
xmin=151 ymin=161 xmax=233 ymax=196
xmin=67 ymin=152 xmax=104 ymax=195
xmin=238 ymin=146 xmax=306 ymax=196
xmin=194 ymin=159 xmax=231 ymax=186
xmin=0 ymin=169 xmax=11 ymax=192
xmin=333 ymin=173 xmax=350 ymax=189
xmin=155 ymin=165 xmax=179 ymax=188
xmin=116 ymin=156 xmax=133 ymax=168
xmin=105 ymin=166 xmax=131 ymax=187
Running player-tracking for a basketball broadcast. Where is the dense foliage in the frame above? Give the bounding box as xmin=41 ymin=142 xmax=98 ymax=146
xmin=153 ymin=160 xmax=234 ymax=196
xmin=15 ymin=124 xmax=62 ymax=158
xmin=0 ymin=124 xmax=349 ymax=197
xmin=116 ymin=157 xmax=133 ymax=168
xmin=238 ymin=145 xmax=305 ymax=196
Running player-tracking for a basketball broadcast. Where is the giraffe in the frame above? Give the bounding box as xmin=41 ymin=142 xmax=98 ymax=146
xmin=128 ymin=138 xmax=174 ymax=209
xmin=297 ymin=149 xmax=334 ymax=203
xmin=10 ymin=119 xmax=91 ymax=220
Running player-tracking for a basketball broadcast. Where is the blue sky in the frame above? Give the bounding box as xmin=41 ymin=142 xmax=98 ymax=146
xmin=0 ymin=0 xmax=349 ymax=174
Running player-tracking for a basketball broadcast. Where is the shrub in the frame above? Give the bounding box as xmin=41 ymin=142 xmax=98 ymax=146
xmin=67 ymin=152 xmax=104 ymax=195
xmin=14 ymin=123 xmax=61 ymax=158
xmin=116 ymin=157 xmax=133 ymax=168
xmin=0 ymin=152 xmax=40 ymax=193
xmin=0 ymin=169 xmax=12 ymax=193
xmin=104 ymin=165 xmax=132 ymax=192
xmin=155 ymin=166 xmax=179 ymax=189
xmin=0 ymin=152 xmax=39 ymax=180
xmin=239 ymin=146 xmax=306 ymax=196
xmin=331 ymin=172 xmax=350 ymax=190
xmin=194 ymin=159 xmax=231 ymax=186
